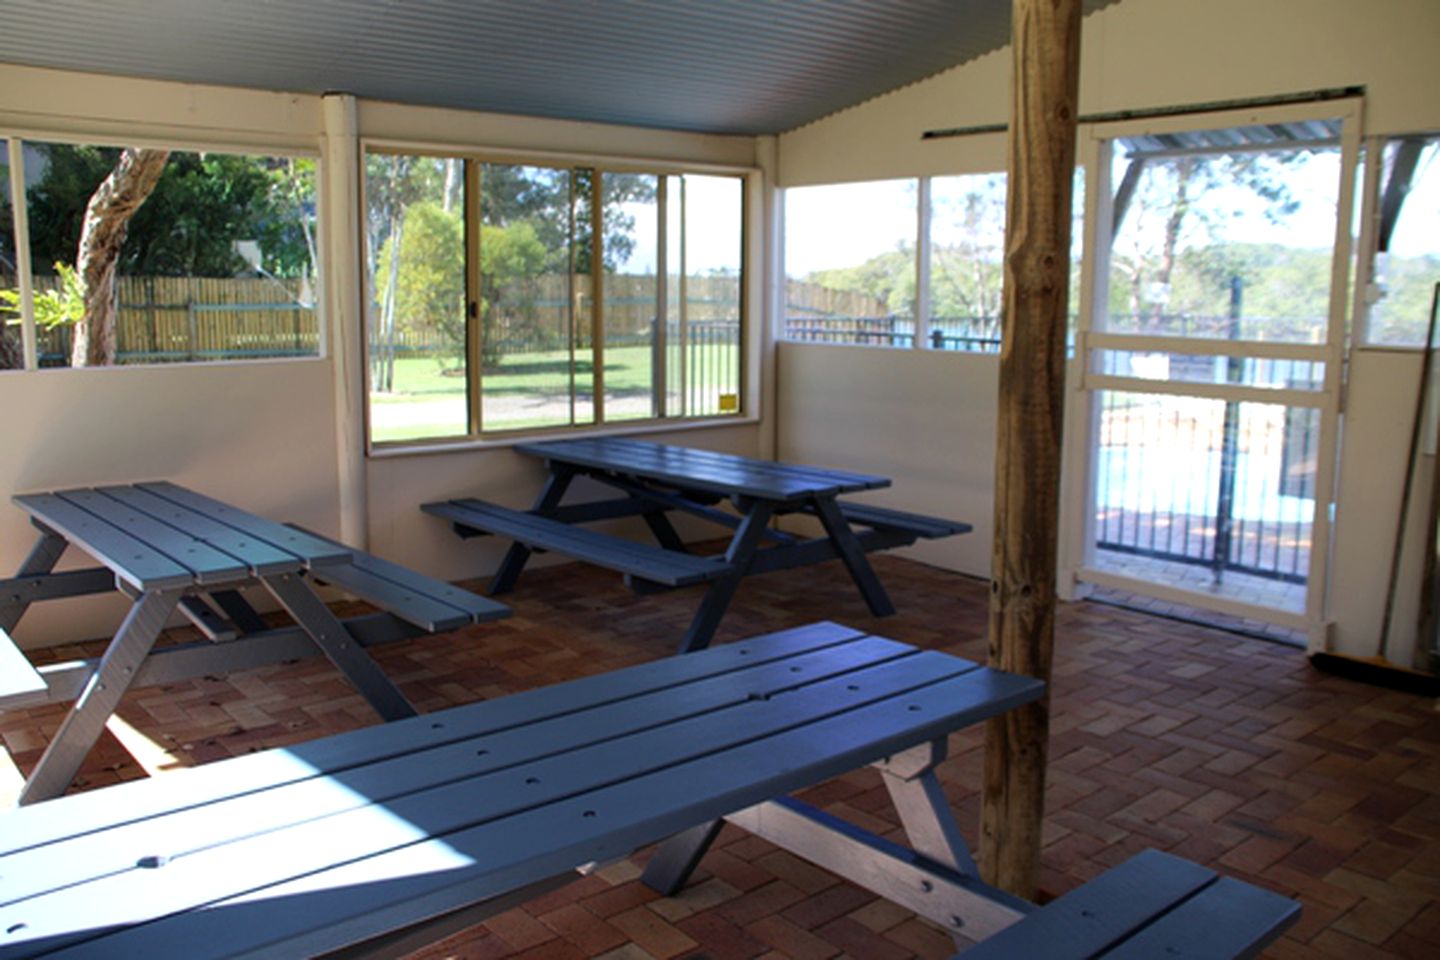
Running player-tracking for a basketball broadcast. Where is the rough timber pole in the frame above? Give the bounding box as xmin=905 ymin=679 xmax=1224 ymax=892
xmin=979 ymin=0 xmax=1082 ymax=899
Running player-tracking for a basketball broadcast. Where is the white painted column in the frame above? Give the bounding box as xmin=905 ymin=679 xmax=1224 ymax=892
xmin=321 ymin=93 xmax=368 ymax=547
xmin=7 ymin=139 xmax=37 ymax=370
xmin=754 ymin=135 xmax=780 ymax=460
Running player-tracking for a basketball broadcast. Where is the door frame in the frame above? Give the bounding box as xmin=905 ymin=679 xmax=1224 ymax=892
xmin=1059 ymin=98 xmax=1364 ymax=649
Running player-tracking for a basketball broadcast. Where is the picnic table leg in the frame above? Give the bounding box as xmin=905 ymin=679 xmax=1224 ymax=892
xmin=677 ymin=499 xmax=776 ymax=654
xmin=208 ymin=588 xmax=270 ymax=634
xmin=877 ymin=741 xmax=979 ymax=878
xmin=17 ymin=588 xmax=181 ymax=805
xmin=489 ymin=467 xmax=576 ymax=595
xmin=640 ymin=818 xmax=725 ymax=895
xmin=0 ymin=529 xmax=69 ymax=633
xmin=812 ymin=495 xmax=897 ymax=617
xmin=642 ymin=510 xmax=688 ymax=553
xmin=261 ymin=573 xmax=418 ymax=722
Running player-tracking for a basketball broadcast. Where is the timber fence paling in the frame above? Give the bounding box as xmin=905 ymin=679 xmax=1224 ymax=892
xmin=30 ymin=274 xmax=319 ymax=362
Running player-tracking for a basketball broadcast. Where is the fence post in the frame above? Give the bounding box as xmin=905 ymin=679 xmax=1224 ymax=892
xmin=1213 ymin=276 xmax=1243 ymax=581
xmin=186 ymin=299 xmax=199 ymax=362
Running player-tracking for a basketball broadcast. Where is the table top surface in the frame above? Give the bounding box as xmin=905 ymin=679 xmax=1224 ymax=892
xmin=12 ymin=482 xmax=351 ymax=592
xmin=517 ymin=437 xmax=891 ymax=502
xmin=0 ymin=621 xmax=1044 ymax=959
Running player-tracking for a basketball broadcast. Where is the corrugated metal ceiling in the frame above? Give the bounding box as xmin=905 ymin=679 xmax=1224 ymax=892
xmin=0 ymin=0 xmax=1117 ymax=135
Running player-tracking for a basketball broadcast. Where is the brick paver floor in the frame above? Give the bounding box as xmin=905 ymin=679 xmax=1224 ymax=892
xmin=3 ymin=552 xmax=1437 ymax=958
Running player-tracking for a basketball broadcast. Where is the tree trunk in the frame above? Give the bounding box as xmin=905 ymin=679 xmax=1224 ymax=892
xmin=980 ymin=0 xmax=1082 ymax=901
xmin=71 ymin=148 xmax=169 ymax=366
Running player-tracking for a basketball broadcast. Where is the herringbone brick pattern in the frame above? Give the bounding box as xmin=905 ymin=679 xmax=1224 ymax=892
xmin=3 ymin=554 xmax=1438 ymax=959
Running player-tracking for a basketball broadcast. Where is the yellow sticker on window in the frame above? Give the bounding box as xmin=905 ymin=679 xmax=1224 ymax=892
xmin=718 ymin=393 xmax=739 ymax=412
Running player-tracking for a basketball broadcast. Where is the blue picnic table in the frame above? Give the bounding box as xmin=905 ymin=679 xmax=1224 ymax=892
xmin=424 ymin=437 xmax=971 ymax=652
xmin=0 ymin=482 xmax=509 ymax=805
xmin=0 ymin=622 xmax=1298 ymax=959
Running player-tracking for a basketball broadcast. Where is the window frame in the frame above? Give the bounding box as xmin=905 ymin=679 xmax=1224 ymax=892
xmin=360 ymin=138 xmax=755 ymax=453
xmin=1 ymin=126 xmax=325 ymax=373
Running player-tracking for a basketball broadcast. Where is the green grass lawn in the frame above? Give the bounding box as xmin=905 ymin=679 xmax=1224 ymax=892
xmin=370 ymin=343 xmax=740 ymax=442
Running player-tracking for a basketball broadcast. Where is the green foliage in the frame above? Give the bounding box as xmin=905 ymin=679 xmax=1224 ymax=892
xmin=806 ymin=247 xmax=915 ymax=317
xmin=23 ymin=144 xmax=316 ymax=280
xmin=478 ymin=220 xmax=551 ymax=366
xmin=0 ymin=262 xmax=84 ymax=329
xmin=377 ymin=200 xmax=465 ymax=352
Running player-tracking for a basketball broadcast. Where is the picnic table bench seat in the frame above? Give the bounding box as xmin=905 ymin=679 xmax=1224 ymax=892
xmin=955 ymin=847 xmax=1299 ymax=959
xmin=422 ymin=497 xmax=735 ymax=590
xmin=288 ymin=524 xmax=506 ymax=633
xmin=832 ymin=500 xmax=974 ymax=541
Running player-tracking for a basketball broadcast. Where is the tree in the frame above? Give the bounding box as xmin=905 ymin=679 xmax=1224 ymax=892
xmin=70 ymin=147 xmax=169 ymax=366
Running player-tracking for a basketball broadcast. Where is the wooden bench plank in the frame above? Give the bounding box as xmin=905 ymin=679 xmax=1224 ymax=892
xmin=1100 ymin=875 xmax=1301 ymax=959
xmin=98 ymin=486 xmax=303 ymax=576
xmin=53 ymin=489 xmax=250 ymax=585
xmin=423 ymin=498 xmax=733 ymax=587
xmin=10 ymin=493 xmax=193 ymax=591
xmin=955 ymin=849 xmax=1281 ymax=960
xmin=0 ymin=628 xmax=45 ymax=709
xmin=136 ymin=483 xmax=350 ymax=569
xmin=4 ymin=637 xmax=923 ymax=902
xmin=0 ymin=650 xmax=1043 ymax=958
xmin=836 ymin=501 xmax=973 ymax=540
xmin=0 ymin=622 xmax=867 ymax=853
xmin=288 ymin=525 xmax=509 ymax=632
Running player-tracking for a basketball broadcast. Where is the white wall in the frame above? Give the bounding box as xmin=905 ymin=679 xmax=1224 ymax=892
xmin=774 ymin=0 xmax=1440 ymax=659
xmin=776 ymin=343 xmax=996 ymax=576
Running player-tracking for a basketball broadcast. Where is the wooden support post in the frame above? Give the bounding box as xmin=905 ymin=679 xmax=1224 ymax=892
xmin=980 ymin=0 xmax=1083 ymax=899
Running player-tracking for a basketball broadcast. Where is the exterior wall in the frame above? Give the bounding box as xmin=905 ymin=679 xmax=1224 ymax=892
xmin=774 ymin=0 xmax=1440 ymax=660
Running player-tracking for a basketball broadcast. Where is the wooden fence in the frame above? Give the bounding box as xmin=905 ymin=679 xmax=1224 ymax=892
xmin=29 ymin=275 xmax=317 ymax=364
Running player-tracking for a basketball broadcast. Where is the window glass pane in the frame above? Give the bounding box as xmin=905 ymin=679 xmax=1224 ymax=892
xmin=682 ymin=174 xmax=743 ymax=417
xmin=928 ymin=173 xmax=1005 ymax=352
xmin=0 ymin=139 xmax=19 ymax=370
xmin=366 ymin=154 xmax=466 ymax=444
xmin=23 ymin=141 xmax=318 ymax=369
xmin=1104 ymin=137 xmax=1339 ymax=343
xmin=602 ymin=172 xmax=658 ymax=422
xmin=1094 ymin=389 xmax=1311 ymax=613
xmin=479 ymin=163 xmax=591 ymax=433
xmin=784 ymin=179 xmax=916 ymax=346
xmin=1367 ymin=138 xmax=1440 ymax=346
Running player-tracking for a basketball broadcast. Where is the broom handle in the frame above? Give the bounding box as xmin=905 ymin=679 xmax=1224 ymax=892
xmin=1378 ymin=282 xmax=1440 ymax=658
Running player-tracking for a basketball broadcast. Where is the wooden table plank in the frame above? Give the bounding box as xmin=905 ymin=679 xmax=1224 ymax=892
xmin=10 ymin=493 xmax=193 ymax=592
xmin=518 ymin=438 xmax=889 ymax=502
xmin=98 ymin=486 xmax=304 ymax=576
xmin=0 ymin=622 xmax=867 ymax=853
xmin=0 ymin=646 xmax=1042 ymax=958
xmin=52 ymin=489 xmax=250 ymax=586
xmin=4 ymin=636 xmax=919 ymax=901
xmin=136 ymin=483 xmax=350 ymax=569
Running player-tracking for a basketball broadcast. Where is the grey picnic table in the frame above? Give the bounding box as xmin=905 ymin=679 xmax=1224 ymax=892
xmin=0 ymin=482 xmax=509 ymax=806
xmin=424 ymin=437 xmax=971 ymax=653
xmin=0 ymin=621 xmax=1298 ymax=959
